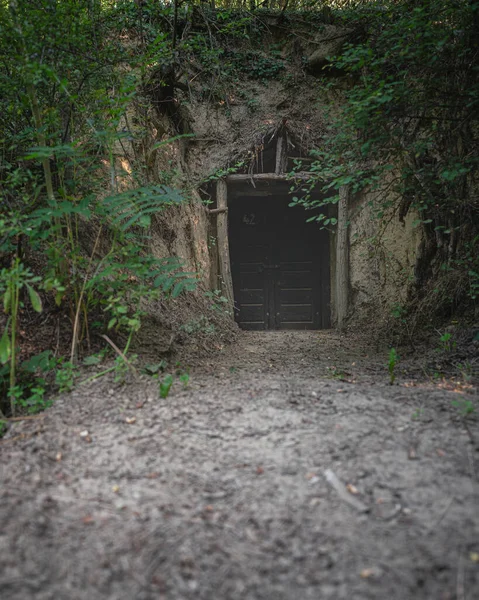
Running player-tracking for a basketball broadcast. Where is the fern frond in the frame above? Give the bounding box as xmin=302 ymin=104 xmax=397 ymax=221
xmin=101 ymin=185 xmax=184 ymax=232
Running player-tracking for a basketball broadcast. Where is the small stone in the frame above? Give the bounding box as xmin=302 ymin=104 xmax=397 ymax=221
xmin=360 ymin=567 xmax=381 ymax=579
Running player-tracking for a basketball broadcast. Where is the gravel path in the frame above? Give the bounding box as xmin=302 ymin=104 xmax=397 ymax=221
xmin=1 ymin=331 xmax=478 ymax=599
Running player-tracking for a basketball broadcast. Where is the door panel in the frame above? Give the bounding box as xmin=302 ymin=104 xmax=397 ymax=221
xmin=240 ymin=289 xmax=265 ymax=304
xmin=280 ymin=305 xmax=313 ymax=322
xmin=278 ymin=270 xmax=315 ymax=287
xmin=240 ymin=304 xmax=265 ymax=322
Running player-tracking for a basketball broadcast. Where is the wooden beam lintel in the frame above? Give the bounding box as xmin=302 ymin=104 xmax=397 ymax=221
xmin=208 ymin=207 xmax=228 ymax=215
xmin=225 ymin=172 xmax=312 ymax=183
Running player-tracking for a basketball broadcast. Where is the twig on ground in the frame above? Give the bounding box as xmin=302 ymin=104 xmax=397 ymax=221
xmin=456 ymin=549 xmax=465 ymax=600
xmin=79 ymin=366 xmax=116 ymax=386
xmin=0 ymin=429 xmax=43 ymax=444
xmin=6 ymin=415 xmax=45 ymax=422
xmin=426 ymin=497 xmax=455 ymax=535
xmin=324 ymin=468 xmax=369 ymax=513
xmin=463 ymin=421 xmax=477 ymax=482
xmin=101 ymin=334 xmax=140 ymax=380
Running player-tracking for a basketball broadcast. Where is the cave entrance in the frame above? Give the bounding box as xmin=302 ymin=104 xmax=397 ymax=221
xmin=228 ymin=187 xmax=330 ymax=330
xmin=210 ymin=125 xmax=345 ymax=330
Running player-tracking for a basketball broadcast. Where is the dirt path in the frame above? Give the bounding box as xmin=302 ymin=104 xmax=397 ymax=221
xmin=1 ymin=331 xmax=478 ymax=600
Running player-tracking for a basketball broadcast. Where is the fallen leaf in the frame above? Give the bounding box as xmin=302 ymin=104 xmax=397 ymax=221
xmin=470 ymin=552 xmax=479 ymax=563
xmin=256 ymin=466 xmax=264 ymax=475
xmin=306 ymin=472 xmax=317 ymax=480
xmin=82 ymin=515 xmax=95 ymax=525
xmin=436 ymin=448 xmax=446 ymax=457
xmin=204 ymin=505 xmax=214 ymax=512
xmin=125 ymin=417 xmax=137 ymax=425
xmin=135 ymin=402 xmax=144 ymax=409
xmin=147 ymin=472 xmax=159 ymax=479
xmin=346 ymin=483 xmax=359 ymax=495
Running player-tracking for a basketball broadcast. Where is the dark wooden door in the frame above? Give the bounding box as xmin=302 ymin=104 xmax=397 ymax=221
xmin=230 ymin=195 xmax=330 ymax=330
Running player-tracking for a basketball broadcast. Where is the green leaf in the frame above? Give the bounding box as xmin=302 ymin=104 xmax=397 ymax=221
xmin=26 ymin=284 xmax=42 ymax=313
xmin=159 ymin=374 xmax=174 ymax=399
xmin=138 ymin=215 xmax=151 ymax=228
xmin=22 ymin=351 xmax=54 ymax=373
xmin=172 ymin=281 xmax=184 ymax=298
xmin=3 ymin=287 xmax=11 ymax=313
xmin=55 ymin=290 xmax=65 ymax=306
xmin=83 ymin=355 xmax=102 ymax=366
xmin=179 ymin=373 xmax=190 ymax=387
xmin=0 ymin=323 xmax=11 ymax=365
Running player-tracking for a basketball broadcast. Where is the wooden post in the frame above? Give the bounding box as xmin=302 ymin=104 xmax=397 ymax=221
xmin=336 ymin=185 xmax=350 ymax=330
xmin=216 ymin=179 xmax=234 ymax=309
xmin=208 ymin=218 xmax=219 ymax=293
xmin=275 ymin=133 xmax=286 ymax=175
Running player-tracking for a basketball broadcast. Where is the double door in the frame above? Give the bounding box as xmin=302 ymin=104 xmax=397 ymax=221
xmin=229 ymin=195 xmax=330 ymax=330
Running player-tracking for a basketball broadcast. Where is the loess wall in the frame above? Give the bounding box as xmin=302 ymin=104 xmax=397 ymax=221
xmin=347 ymin=190 xmax=422 ymax=329
xmin=178 ymin=91 xmax=423 ymax=329
xmin=117 ymin=21 xmax=424 ymax=332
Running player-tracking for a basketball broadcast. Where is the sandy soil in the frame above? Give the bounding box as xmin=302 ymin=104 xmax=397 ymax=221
xmin=1 ymin=330 xmax=478 ymax=600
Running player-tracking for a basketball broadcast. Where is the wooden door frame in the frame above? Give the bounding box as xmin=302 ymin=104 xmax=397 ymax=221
xmin=213 ymin=175 xmax=350 ymax=328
